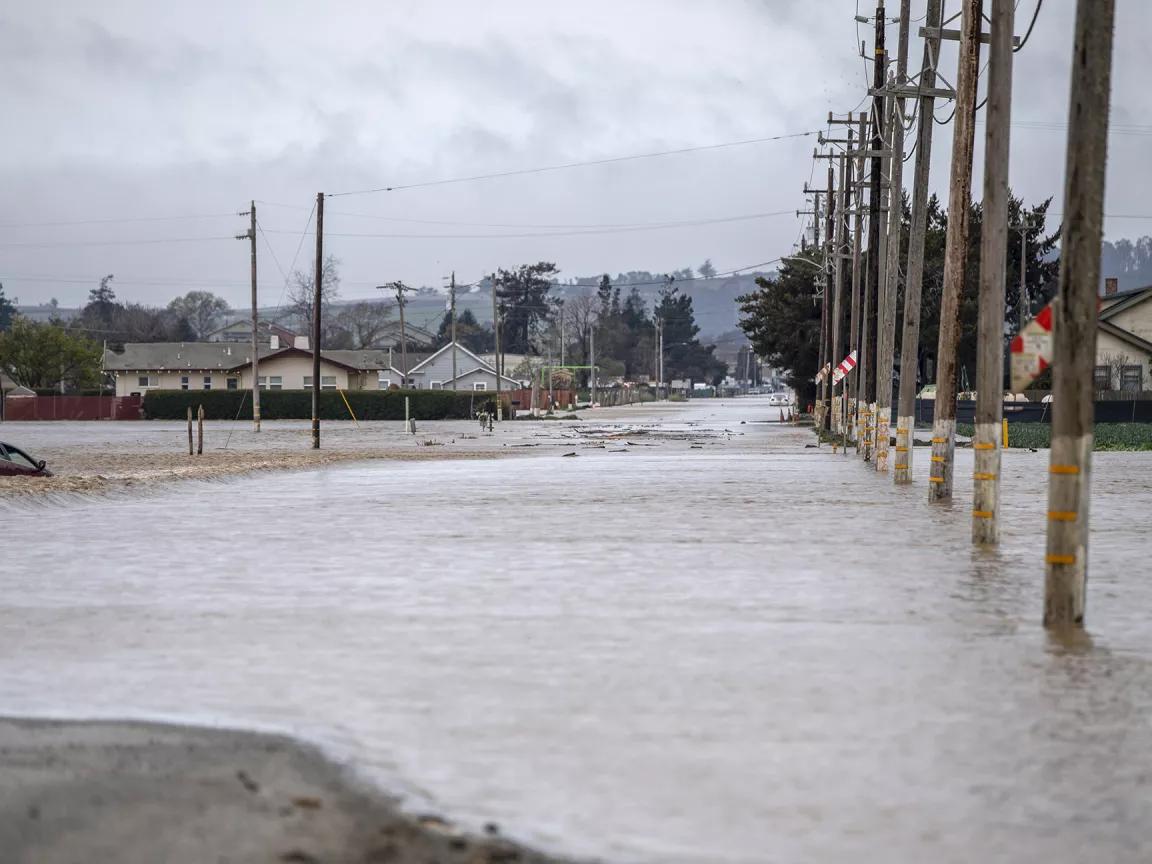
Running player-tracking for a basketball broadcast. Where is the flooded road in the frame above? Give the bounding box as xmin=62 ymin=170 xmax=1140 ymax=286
xmin=2 ymin=398 xmax=1152 ymax=863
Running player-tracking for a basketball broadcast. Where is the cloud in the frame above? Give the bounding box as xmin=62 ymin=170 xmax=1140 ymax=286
xmin=0 ymin=0 xmax=1150 ymax=311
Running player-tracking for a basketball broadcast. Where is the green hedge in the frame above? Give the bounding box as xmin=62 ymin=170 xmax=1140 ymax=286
xmin=956 ymin=422 xmax=1152 ymax=451
xmin=142 ymin=388 xmax=503 ymax=421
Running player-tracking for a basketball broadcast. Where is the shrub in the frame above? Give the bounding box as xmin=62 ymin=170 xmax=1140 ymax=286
xmin=955 ymin=422 xmax=1152 ymax=451
xmin=142 ymin=389 xmax=501 ymax=421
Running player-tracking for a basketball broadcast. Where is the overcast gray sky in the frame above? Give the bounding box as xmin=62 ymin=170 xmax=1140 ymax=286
xmin=1 ymin=0 xmax=1149 ymax=309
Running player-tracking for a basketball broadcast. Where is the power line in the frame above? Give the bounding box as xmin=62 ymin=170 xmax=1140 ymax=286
xmin=0 ymin=212 xmax=239 ymax=229
xmin=263 ymin=211 xmax=796 ymax=241
xmin=1014 ymin=0 xmax=1043 ymax=53
xmin=269 ymin=200 xmax=317 ymax=313
xmin=0 ymin=236 xmax=235 ymax=250
xmin=323 ymin=209 xmax=792 ymax=232
xmin=327 ymin=130 xmax=819 ymax=197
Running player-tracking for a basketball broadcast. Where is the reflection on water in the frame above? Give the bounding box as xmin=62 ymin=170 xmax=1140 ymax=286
xmin=2 ymin=400 xmax=1151 ymax=863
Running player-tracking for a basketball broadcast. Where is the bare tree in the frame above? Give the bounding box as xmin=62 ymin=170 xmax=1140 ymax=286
xmin=334 ymin=301 xmax=395 ymax=349
xmin=289 ymin=255 xmax=341 ymax=345
xmin=1101 ymin=351 xmax=1131 ymax=392
xmin=167 ymin=291 xmax=231 ymax=339
xmin=566 ymin=292 xmax=598 ymax=361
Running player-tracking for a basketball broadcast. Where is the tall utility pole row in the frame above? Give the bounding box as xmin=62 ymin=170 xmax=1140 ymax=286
xmin=795 ymin=0 xmax=1116 ymax=630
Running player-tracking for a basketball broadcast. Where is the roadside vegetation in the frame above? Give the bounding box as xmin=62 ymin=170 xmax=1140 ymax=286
xmin=955 ymin=422 xmax=1152 ymax=451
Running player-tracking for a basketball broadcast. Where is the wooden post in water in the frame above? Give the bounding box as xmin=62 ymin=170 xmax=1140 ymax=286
xmin=823 ymin=164 xmax=836 ymax=432
xmin=311 ymin=191 xmax=324 ymax=450
xmin=972 ymin=0 xmax=1015 ymax=545
xmin=875 ymin=0 xmax=911 ymax=473
xmin=895 ymin=0 xmax=944 ymax=483
xmin=831 ymin=150 xmax=848 ymax=442
xmin=850 ymin=113 xmax=867 ymax=448
xmin=1044 ymin=0 xmax=1115 ymax=628
xmin=187 ymin=407 xmax=193 ymax=456
xmin=929 ymin=0 xmax=981 ymax=503
xmin=196 ymin=405 xmax=204 ymax=456
xmin=862 ymin=4 xmax=886 ymax=461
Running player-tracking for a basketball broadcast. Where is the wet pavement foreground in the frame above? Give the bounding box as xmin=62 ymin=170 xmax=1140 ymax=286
xmin=2 ymin=397 xmax=1151 ymax=863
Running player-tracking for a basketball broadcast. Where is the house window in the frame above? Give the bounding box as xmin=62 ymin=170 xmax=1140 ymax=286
xmin=137 ymin=375 xmax=157 ymax=388
xmin=180 ymin=376 xmax=190 ymax=390
xmin=1121 ymin=365 xmax=1143 ymax=392
xmin=1094 ymin=365 xmax=1112 ymax=391
xmin=322 ymin=375 xmax=337 ymax=390
xmin=431 ymin=381 xmax=443 ymax=390
xmin=473 ymin=382 xmax=488 ymax=391
xmin=226 ymin=378 xmax=239 ymax=390
xmin=257 ymin=376 xmax=282 ymax=391
xmin=203 ymin=376 xmax=212 ymax=390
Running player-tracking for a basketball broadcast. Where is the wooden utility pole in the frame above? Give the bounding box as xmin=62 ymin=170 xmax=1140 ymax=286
xmin=875 ymin=0 xmax=911 ymax=473
xmin=895 ymin=0 xmax=945 ymax=484
xmin=928 ymin=0 xmax=981 ymax=502
xmin=1018 ymin=224 xmax=1030 ymax=330
xmin=450 ymin=271 xmax=458 ymax=391
xmin=1045 ymin=0 xmax=1115 ymax=628
xmin=823 ymin=162 xmax=836 ymax=431
xmin=491 ymin=274 xmax=502 ymax=420
xmin=311 ymin=192 xmax=324 ymax=450
xmin=812 ymin=190 xmax=825 ymax=424
xmin=831 ymin=150 xmax=848 ymax=440
xmin=972 ymin=0 xmax=1015 ymax=545
xmin=863 ymin=2 xmax=887 ymax=460
xmin=248 ymin=202 xmax=261 ymax=432
xmin=394 ymin=282 xmax=410 ymax=386
xmin=850 ymin=113 xmax=867 ymax=446
xmin=590 ymin=324 xmax=597 ymax=403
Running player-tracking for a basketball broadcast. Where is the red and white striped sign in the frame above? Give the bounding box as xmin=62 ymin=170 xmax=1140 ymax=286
xmin=814 ymin=362 xmax=831 ymax=384
xmin=1010 ymin=300 xmax=1055 ymax=391
xmin=832 ymin=350 xmax=858 ymax=384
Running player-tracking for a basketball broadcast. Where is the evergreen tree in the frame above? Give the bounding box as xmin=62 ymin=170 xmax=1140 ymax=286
xmin=0 ymin=283 xmax=15 ymax=332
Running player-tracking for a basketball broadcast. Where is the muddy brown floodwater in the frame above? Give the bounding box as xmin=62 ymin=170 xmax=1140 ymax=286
xmin=2 ymin=398 xmax=1151 ymax=862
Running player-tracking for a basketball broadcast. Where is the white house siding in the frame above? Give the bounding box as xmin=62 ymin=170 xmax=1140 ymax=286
xmin=1096 ymin=329 xmax=1152 ymax=390
xmin=409 ymin=345 xmax=491 ymax=390
xmin=114 ymin=357 xmax=356 ymax=396
xmin=1107 ymin=300 xmax=1152 ymax=343
xmin=115 ymin=371 xmax=242 ymax=397
xmin=448 ymin=367 xmax=514 ymax=392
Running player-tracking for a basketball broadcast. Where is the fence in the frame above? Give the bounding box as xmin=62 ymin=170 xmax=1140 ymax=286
xmin=2 ymin=394 xmax=143 ymax=421
xmin=911 ymin=398 xmax=1152 ymax=425
xmin=506 ymin=388 xmax=576 ymax=412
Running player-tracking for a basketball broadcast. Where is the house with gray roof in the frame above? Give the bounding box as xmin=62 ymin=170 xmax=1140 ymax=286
xmin=406 ymin=342 xmax=520 ymax=391
xmin=103 ymin=342 xmax=401 ymax=396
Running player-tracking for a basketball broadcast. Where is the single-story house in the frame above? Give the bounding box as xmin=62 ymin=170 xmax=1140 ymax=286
xmin=104 ymin=342 xmax=401 ymax=397
xmin=1096 ymin=282 xmax=1152 ymax=392
xmin=407 ymin=343 xmax=521 ymax=391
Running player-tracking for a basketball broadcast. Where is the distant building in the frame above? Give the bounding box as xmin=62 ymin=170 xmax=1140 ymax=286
xmin=205 ymin=318 xmax=298 ymax=346
xmin=1096 ymin=282 xmax=1152 ymax=393
xmin=103 ymin=342 xmax=402 ymax=397
xmin=408 ymin=343 xmax=520 ymax=391
xmin=100 ymin=340 xmax=514 ymax=396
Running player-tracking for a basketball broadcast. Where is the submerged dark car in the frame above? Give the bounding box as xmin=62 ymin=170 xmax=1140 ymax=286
xmin=0 ymin=442 xmax=51 ymax=477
